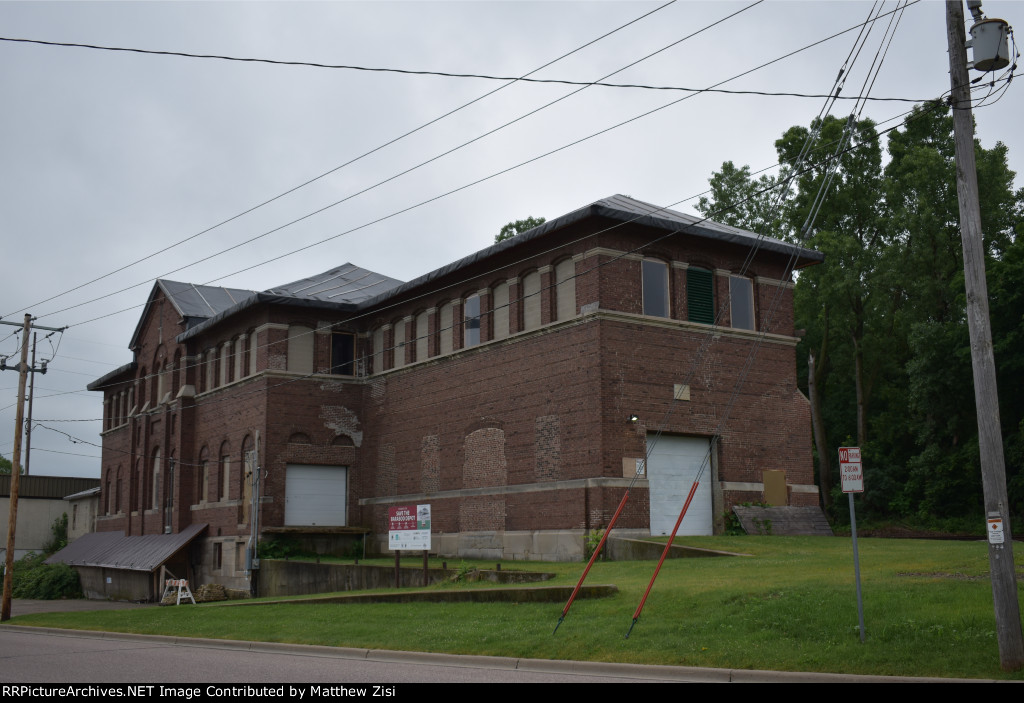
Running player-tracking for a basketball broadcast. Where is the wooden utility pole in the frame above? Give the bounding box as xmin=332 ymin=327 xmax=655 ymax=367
xmin=945 ymin=0 xmax=1024 ymax=671
xmin=1 ymin=315 xmax=32 ymax=622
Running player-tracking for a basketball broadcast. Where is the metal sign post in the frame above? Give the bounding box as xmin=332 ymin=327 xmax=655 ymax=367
xmin=839 ymin=446 xmax=865 ymax=643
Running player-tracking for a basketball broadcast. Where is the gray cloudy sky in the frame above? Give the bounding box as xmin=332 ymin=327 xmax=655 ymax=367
xmin=1 ymin=0 xmax=1021 ymax=478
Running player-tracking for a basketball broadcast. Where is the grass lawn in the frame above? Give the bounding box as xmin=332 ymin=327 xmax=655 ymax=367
xmin=8 ymin=536 xmax=1024 ymax=679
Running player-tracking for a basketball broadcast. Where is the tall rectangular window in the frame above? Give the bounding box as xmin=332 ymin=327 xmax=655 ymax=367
xmin=393 ymin=322 xmax=406 ymax=369
xmin=439 ymin=303 xmax=454 ymax=355
xmin=493 ymin=283 xmax=509 ymax=341
xmin=464 ymin=295 xmax=481 ymax=347
xmin=730 ymin=276 xmax=755 ymax=330
xmin=330 ymin=332 xmax=355 ymax=375
xmin=642 ymin=259 xmax=669 ymax=317
xmin=687 ymin=268 xmax=714 ymax=324
xmin=415 ymin=312 xmax=429 ymax=361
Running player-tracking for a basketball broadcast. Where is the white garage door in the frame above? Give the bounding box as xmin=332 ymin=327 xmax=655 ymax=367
xmin=646 ymin=435 xmax=712 ymax=536
xmin=285 ymin=464 xmax=348 ymax=526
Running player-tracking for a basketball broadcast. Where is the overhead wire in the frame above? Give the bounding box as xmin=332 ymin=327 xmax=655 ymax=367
xmin=34 ymin=1 xmax=766 ymax=323
xmin=39 ymin=1 xmax=922 ymax=330
xmin=3 ymin=0 xmax=679 ymax=319
xmin=46 ymin=84 xmax=978 ymax=415
xmin=0 ymin=27 xmax=945 ymax=103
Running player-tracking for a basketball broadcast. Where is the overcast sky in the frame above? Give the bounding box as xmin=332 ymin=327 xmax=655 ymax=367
xmin=2 ymin=0 xmax=1021 ymax=478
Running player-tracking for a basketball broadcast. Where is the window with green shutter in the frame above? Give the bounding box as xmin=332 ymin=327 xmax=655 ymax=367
xmin=687 ymin=268 xmax=714 ymax=324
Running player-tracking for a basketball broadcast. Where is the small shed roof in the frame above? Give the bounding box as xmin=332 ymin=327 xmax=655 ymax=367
xmin=46 ymin=523 xmax=207 ymax=572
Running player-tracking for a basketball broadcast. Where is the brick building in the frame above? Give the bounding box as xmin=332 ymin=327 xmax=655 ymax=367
xmin=87 ymin=194 xmax=823 ymax=589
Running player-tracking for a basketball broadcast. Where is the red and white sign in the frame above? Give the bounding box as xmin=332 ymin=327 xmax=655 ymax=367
xmin=388 ymin=504 xmax=431 ymax=550
xmin=839 ymin=446 xmax=863 ymax=493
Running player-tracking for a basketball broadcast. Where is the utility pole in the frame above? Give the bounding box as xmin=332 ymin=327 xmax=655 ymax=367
xmin=1 ymin=315 xmax=32 ymax=622
xmin=945 ymin=0 xmax=1024 ymax=671
xmin=1 ymin=315 xmax=62 ymax=622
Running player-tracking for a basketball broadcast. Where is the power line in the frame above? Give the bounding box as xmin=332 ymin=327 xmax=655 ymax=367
xmin=1 ymin=25 xmax=943 ymax=103
xmin=39 ymin=1 xmax=928 ymax=328
xmin=3 ymin=1 xmax=678 ymax=320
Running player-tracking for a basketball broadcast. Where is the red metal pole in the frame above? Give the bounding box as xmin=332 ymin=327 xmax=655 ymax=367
xmin=553 ymin=489 xmax=631 ymax=634
xmin=626 ymin=478 xmax=701 ymax=638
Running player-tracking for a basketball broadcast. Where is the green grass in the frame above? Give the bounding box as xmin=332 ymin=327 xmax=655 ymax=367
xmin=8 ymin=536 xmax=1024 ymax=679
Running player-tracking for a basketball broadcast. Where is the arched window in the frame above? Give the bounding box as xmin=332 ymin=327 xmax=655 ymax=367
xmin=198 ymin=446 xmax=210 ymax=504
xmin=152 ymin=448 xmax=161 ymax=509
xmin=219 ymin=442 xmax=231 ymax=502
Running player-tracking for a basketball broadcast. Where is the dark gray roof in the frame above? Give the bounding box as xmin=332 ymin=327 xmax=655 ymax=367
xmin=159 ymin=280 xmax=258 ymax=319
xmin=86 ymin=360 xmax=136 ymax=391
xmin=267 ymin=263 xmax=404 ymax=303
xmin=0 ymin=475 xmax=100 ymax=500
xmin=151 ymin=195 xmax=822 ymax=348
xmin=45 ymin=523 xmax=207 ymax=572
xmin=358 ymin=194 xmax=823 ymax=310
xmin=176 ymin=263 xmax=404 ymax=343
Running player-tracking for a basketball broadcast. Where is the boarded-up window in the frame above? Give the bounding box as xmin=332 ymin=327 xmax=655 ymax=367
xmin=687 ymin=268 xmax=715 ymax=325
xmin=248 ymin=331 xmax=258 ymax=375
xmin=220 ymin=343 xmax=231 ymax=385
xmin=555 ymin=259 xmax=576 ymax=321
xmin=464 ymin=295 xmax=480 ymax=347
xmin=372 ymin=327 xmax=384 ymax=373
xmin=393 ymin=321 xmax=406 ymax=369
xmin=642 ymin=259 xmax=669 ymax=317
xmin=439 ymin=302 xmax=454 ymax=355
xmin=415 ymin=312 xmax=429 ymax=361
xmin=287 ymin=325 xmax=314 ymax=374
xmin=493 ymin=282 xmax=509 ymax=341
xmin=234 ymin=337 xmax=245 ymax=380
xmin=730 ymin=276 xmax=755 ymax=330
xmin=523 ymin=271 xmax=541 ymax=331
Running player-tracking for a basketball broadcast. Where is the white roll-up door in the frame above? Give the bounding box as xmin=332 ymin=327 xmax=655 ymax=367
xmin=285 ymin=464 xmax=348 ymax=526
xmin=646 ymin=435 xmax=712 ymax=536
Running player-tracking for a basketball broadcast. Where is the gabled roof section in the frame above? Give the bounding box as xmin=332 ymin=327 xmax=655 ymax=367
xmin=176 ymin=264 xmax=403 ymax=343
xmin=128 ymin=280 xmax=258 ymax=350
xmin=358 ymin=194 xmax=823 ymax=310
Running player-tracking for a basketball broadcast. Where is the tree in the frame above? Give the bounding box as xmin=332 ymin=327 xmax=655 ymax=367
xmin=695 ymin=160 xmax=788 ymax=240
xmin=0 ymin=454 xmax=11 ymax=474
xmin=495 ymin=216 xmax=546 ymax=243
xmin=696 ymin=104 xmax=1022 ymax=524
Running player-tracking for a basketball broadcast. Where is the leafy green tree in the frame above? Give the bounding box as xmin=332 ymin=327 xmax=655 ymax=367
xmin=495 ymin=216 xmax=546 ymax=243
xmin=0 ymin=453 xmax=12 ymax=474
xmin=696 ymin=160 xmax=788 ymax=240
xmin=697 ymin=104 xmax=1022 ymax=525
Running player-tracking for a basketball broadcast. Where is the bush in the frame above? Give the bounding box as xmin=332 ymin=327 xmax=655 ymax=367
xmin=10 ymin=552 xmax=82 ymax=600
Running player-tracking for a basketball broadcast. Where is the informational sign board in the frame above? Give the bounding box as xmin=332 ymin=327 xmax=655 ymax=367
xmin=839 ymin=446 xmax=864 ymax=493
xmin=388 ymin=504 xmax=431 ymax=550
xmin=988 ymin=517 xmax=1005 ymax=544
